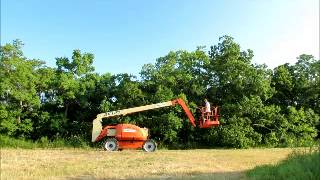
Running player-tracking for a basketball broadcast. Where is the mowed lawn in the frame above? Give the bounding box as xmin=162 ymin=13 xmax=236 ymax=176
xmin=1 ymin=148 xmax=294 ymax=180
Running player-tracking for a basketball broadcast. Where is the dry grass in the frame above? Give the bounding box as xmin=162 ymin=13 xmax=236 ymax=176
xmin=1 ymin=148 xmax=295 ymax=180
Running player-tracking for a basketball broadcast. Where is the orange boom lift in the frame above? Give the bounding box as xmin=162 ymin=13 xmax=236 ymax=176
xmin=91 ymin=98 xmax=219 ymax=152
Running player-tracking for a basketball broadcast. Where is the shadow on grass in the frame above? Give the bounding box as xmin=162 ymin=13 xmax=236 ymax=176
xmin=68 ymin=171 xmax=245 ymax=180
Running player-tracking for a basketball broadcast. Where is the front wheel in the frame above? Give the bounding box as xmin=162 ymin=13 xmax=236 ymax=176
xmin=143 ymin=139 xmax=157 ymax=152
xmin=103 ymin=138 xmax=119 ymax=151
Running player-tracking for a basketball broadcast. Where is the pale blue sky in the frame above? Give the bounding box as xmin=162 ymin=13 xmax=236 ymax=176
xmin=1 ymin=0 xmax=319 ymax=75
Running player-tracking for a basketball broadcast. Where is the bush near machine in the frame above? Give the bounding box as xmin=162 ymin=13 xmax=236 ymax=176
xmin=0 ymin=135 xmax=90 ymax=148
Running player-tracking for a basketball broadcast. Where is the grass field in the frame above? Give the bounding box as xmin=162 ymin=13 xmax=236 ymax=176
xmin=1 ymin=148 xmax=295 ymax=180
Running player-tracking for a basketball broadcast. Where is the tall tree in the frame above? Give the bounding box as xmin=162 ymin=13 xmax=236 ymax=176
xmin=0 ymin=40 xmax=44 ymax=137
xmin=55 ymin=49 xmax=95 ymax=118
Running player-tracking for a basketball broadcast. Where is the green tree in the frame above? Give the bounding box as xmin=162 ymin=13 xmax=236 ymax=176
xmin=204 ymin=36 xmax=275 ymax=147
xmin=0 ymin=40 xmax=44 ymax=137
xmin=271 ymin=55 xmax=320 ymax=113
xmin=207 ymin=36 xmax=274 ymax=104
xmin=55 ymin=49 xmax=95 ymax=118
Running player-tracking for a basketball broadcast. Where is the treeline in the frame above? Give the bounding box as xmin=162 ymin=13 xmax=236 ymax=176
xmin=0 ymin=36 xmax=319 ymax=148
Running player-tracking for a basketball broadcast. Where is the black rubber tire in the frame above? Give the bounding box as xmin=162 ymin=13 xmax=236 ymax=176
xmin=103 ymin=138 xmax=119 ymax=151
xmin=143 ymin=139 xmax=157 ymax=152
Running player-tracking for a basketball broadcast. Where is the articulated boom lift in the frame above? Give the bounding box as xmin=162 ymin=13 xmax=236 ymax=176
xmin=92 ymin=98 xmax=219 ymax=152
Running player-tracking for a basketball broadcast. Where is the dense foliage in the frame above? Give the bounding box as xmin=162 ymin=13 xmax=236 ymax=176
xmin=1 ymin=36 xmax=319 ymax=148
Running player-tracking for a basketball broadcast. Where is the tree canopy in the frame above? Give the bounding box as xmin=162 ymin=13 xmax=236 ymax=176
xmin=1 ymin=36 xmax=319 ymax=148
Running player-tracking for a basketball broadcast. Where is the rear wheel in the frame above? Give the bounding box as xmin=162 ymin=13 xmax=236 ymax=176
xmin=143 ymin=139 xmax=157 ymax=152
xmin=103 ymin=138 xmax=119 ymax=151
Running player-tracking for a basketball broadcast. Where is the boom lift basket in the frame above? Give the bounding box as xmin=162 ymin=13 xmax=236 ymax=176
xmin=199 ymin=107 xmax=220 ymax=128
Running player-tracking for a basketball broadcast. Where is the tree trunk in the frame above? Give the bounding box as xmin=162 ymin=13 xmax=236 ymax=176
xmin=17 ymin=100 xmax=22 ymax=123
xmin=64 ymin=103 xmax=69 ymax=118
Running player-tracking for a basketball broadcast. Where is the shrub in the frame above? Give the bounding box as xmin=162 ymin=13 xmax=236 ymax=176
xmin=247 ymin=147 xmax=320 ymax=180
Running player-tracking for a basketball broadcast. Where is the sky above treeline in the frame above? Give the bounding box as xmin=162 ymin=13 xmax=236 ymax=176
xmin=1 ymin=0 xmax=319 ymax=75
